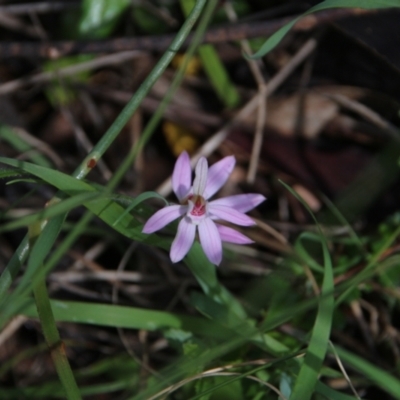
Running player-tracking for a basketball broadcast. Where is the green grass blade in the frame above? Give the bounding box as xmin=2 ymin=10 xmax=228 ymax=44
xmin=180 ymin=0 xmax=240 ymax=108
xmin=112 ymin=191 xmax=167 ymax=227
xmin=29 ymin=221 xmax=81 ymax=400
xmin=22 ymin=299 xmax=231 ymax=339
xmin=334 ymin=346 xmax=400 ymax=399
xmin=197 ymin=45 xmax=241 ymax=108
xmin=0 ymin=157 xmax=166 ymax=244
xmin=33 ymin=279 xmax=81 ymax=399
xmin=337 ymin=223 xmax=400 ymax=305
xmin=315 ymin=381 xmax=358 ymax=400
xmin=250 ymin=0 xmax=400 ymax=58
xmin=279 ymin=181 xmax=334 ymax=400
xmin=291 ymin=248 xmax=334 ymax=400
xmin=0 ymin=191 xmax=103 ymax=232
xmin=0 ymin=125 xmax=52 ymax=168
xmin=0 ymin=380 xmax=131 ymax=399
xmin=79 ymin=0 xmax=130 ymax=38
xmin=0 ymin=236 xmax=29 ymax=305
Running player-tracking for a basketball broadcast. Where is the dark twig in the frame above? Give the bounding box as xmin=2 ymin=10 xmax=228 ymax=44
xmin=0 ymin=2 xmax=80 ymax=15
xmin=0 ymin=8 xmax=379 ymax=59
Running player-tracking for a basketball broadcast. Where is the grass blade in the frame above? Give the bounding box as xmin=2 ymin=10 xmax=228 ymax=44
xmin=279 ymin=181 xmax=334 ymax=400
xmin=250 ymin=0 xmax=400 ymax=58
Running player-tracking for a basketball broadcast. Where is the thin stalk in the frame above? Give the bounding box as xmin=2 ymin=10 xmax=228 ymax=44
xmin=29 ymin=223 xmax=81 ymax=400
xmin=73 ymin=0 xmax=207 ymax=180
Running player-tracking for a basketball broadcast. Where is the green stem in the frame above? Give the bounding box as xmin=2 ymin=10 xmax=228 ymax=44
xmin=74 ymin=0 xmax=207 ymax=180
xmin=33 ymin=280 xmax=81 ymax=400
xmin=30 ymin=223 xmax=81 ymax=400
xmin=0 ymin=236 xmax=29 ymax=305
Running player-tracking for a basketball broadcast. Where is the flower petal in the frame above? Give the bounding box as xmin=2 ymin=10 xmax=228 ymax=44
xmin=210 ymin=194 xmax=266 ymax=213
xmin=208 ymin=204 xmax=255 ymax=226
xmin=216 ymin=224 xmax=254 ymax=244
xmin=198 ymin=218 xmax=222 ymax=265
xmin=170 ymin=217 xmax=196 ymax=263
xmin=172 ymin=151 xmax=192 ymax=202
xmin=203 ymin=156 xmax=235 ymax=200
xmin=193 ymin=157 xmax=208 ymax=196
xmin=142 ymin=205 xmax=186 ymax=234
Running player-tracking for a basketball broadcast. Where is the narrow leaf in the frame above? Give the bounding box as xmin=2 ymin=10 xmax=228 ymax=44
xmin=250 ymin=0 xmax=400 ymax=58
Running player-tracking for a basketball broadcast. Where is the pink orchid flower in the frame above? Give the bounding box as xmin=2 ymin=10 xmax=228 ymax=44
xmin=142 ymin=151 xmax=265 ymax=265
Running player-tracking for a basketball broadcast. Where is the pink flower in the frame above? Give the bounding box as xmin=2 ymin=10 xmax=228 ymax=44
xmin=142 ymin=151 xmax=265 ymax=265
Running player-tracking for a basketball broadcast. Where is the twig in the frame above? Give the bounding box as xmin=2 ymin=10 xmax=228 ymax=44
xmin=85 ymin=86 xmax=223 ymax=134
xmin=0 ymin=315 xmax=27 ymax=347
xmin=319 ymin=91 xmax=400 ymax=140
xmin=0 ymin=2 xmax=80 ymax=15
xmin=0 ymin=12 xmax=43 ymax=38
xmin=111 ymin=243 xmax=160 ymax=378
xmin=224 ymin=2 xmax=268 ymax=184
xmin=132 ymin=0 xmax=178 ymax=27
xmin=0 ymin=50 xmax=143 ymax=96
xmin=129 ymin=111 xmax=145 ymax=195
xmin=70 ymin=241 xmax=108 ymax=271
xmin=61 ymin=107 xmax=113 ymax=181
xmin=329 ymin=341 xmax=362 ymax=400
xmin=0 ymin=8 xmax=378 ymax=58
xmin=49 ymin=270 xmax=155 ymax=283
xmin=247 ymin=87 xmax=267 ymax=183
xmin=10 ymin=126 xmax=64 ymax=168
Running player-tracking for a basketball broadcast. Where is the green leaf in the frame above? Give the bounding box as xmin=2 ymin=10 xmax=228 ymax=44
xmin=180 ymin=0 xmax=240 ymax=108
xmin=294 ymin=232 xmax=325 ymax=273
xmin=43 ymin=55 xmax=93 ymax=106
xmin=290 ymin=247 xmax=334 ymax=400
xmin=0 ymin=191 xmax=103 ymax=233
xmin=0 ymin=125 xmax=52 ymax=168
xmin=79 ymin=0 xmax=130 ymax=38
xmin=131 ymin=6 xmax=170 ymax=34
xmin=315 ymin=381 xmax=358 ymax=400
xmin=280 ymin=372 xmax=293 ymax=399
xmin=279 ymin=181 xmax=334 ymax=400
xmin=334 ymin=346 xmax=400 ymax=400
xmin=250 ymin=0 xmax=400 ymax=58
xmin=22 ymin=300 xmax=231 ymax=339
xmin=112 ymin=191 xmax=168 ymax=227
xmin=0 ymin=166 xmax=26 ymax=179
xmin=0 ymin=157 xmax=150 ymax=242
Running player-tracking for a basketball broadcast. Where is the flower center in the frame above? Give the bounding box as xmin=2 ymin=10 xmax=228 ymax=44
xmin=188 ymin=194 xmax=206 ymax=217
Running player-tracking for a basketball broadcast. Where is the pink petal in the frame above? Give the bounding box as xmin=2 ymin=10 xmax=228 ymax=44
xmin=172 ymin=151 xmax=192 ymax=202
xmin=193 ymin=157 xmax=208 ymax=196
xmin=198 ymin=218 xmax=222 ymax=265
xmin=216 ymin=224 xmax=254 ymax=244
xmin=142 ymin=205 xmax=186 ymax=234
xmin=170 ymin=218 xmax=196 ymax=263
xmin=208 ymin=204 xmax=256 ymax=226
xmin=210 ymin=194 xmax=266 ymax=213
xmin=203 ymin=156 xmax=235 ymax=200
